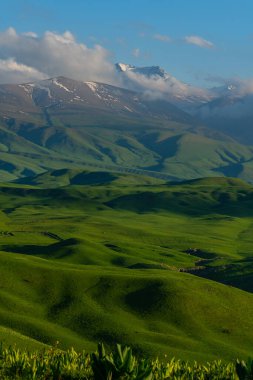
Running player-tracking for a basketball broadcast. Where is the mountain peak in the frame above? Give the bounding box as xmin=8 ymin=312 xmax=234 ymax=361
xmin=115 ymin=62 xmax=170 ymax=79
xmin=116 ymin=63 xmax=135 ymax=72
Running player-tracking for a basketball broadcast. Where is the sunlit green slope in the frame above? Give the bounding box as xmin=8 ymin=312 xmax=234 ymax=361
xmin=0 ymin=172 xmax=253 ymax=360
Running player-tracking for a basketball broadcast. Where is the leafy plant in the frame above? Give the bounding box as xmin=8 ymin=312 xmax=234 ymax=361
xmin=236 ymin=358 xmax=253 ymax=379
xmin=0 ymin=342 xmax=245 ymax=379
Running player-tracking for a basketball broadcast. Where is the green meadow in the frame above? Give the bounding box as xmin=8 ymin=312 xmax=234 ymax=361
xmin=0 ymin=170 xmax=253 ymax=361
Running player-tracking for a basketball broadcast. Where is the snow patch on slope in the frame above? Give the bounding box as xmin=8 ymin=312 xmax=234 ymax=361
xmin=116 ymin=63 xmax=135 ymax=72
xmin=124 ymin=106 xmax=133 ymax=112
xmin=52 ymin=79 xmax=73 ymax=93
xmin=86 ymin=81 xmax=99 ymax=92
xmin=34 ymin=82 xmax=52 ymax=98
xmin=18 ymin=84 xmax=34 ymax=98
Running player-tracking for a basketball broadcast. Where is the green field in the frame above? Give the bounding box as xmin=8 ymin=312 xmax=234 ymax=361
xmin=0 ymin=170 xmax=253 ymax=361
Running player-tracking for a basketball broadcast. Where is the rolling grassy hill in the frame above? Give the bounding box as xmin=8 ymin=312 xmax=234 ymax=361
xmin=1 ymin=170 xmax=253 ymax=361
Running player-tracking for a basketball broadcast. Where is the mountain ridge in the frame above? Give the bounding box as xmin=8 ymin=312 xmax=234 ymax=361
xmin=1 ymin=75 xmax=253 ymax=183
xmin=115 ymin=62 xmax=253 ymax=145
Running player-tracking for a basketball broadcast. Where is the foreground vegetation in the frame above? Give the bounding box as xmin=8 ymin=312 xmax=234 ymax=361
xmin=1 ymin=343 xmax=253 ymax=379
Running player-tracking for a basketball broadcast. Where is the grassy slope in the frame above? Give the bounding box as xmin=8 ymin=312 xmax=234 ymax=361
xmin=0 ymin=172 xmax=253 ymax=360
xmin=2 ymin=110 xmax=253 ymax=182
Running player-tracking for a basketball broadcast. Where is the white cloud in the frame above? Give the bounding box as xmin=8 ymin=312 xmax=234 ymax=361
xmin=120 ymin=68 xmax=211 ymax=103
xmin=184 ymin=35 xmax=214 ymax=49
xmin=22 ymin=32 xmax=38 ymax=38
xmin=153 ymin=34 xmax=171 ymax=42
xmin=5 ymin=27 xmax=17 ymax=38
xmin=132 ymin=48 xmax=140 ymax=58
xmin=0 ymin=27 xmax=118 ymax=84
xmin=0 ymin=27 xmax=225 ymax=105
xmin=0 ymin=58 xmax=47 ymax=83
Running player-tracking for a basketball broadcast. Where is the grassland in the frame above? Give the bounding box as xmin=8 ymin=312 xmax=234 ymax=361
xmin=0 ymin=171 xmax=253 ymax=361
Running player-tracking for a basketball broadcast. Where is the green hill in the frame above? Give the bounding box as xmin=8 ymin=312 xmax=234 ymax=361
xmin=0 ymin=171 xmax=253 ymax=360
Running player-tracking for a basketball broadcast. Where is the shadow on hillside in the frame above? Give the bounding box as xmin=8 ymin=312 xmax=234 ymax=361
xmin=184 ymin=260 xmax=253 ymax=294
xmin=106 ymin=186 xmax=253 ymax=217
xmin=2 ymin=238 xmax=81 ymax=259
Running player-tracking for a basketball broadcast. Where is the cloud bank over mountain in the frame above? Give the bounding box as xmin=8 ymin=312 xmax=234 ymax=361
xmin=0 ymin=27 xmax=209 ymax=101
xmin=115 ymin=63 xmax=212 ymax=105
xmin=1 ymin=27 xmax=253 ymax=105
xmin=0 ymin=57 xmax=47 ymax=83
xmin=0 ymin=27 xmax=117 ymax=84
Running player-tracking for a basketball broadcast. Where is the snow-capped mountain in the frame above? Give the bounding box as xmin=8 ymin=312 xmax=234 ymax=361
xmin=190 ymin=80 xmax=253 ymax=144
xmin=210 ymin=84 xmax=238 ymax=98
xmin=2 ymin=72 xmax=253 ymax=146
xmin=116 ymin=63 xmax=171 ymax=79
xmin=115 ymin=62 xmax=213 ymax=110
xmin=115 ymin=63 xmax=253 ymax=144
xmin=0 ymin=76 xmax=193 ymax=125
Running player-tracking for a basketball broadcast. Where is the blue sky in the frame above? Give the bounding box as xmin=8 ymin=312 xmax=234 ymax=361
xmin=0 ymin=0 xmax=252 ymax=86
